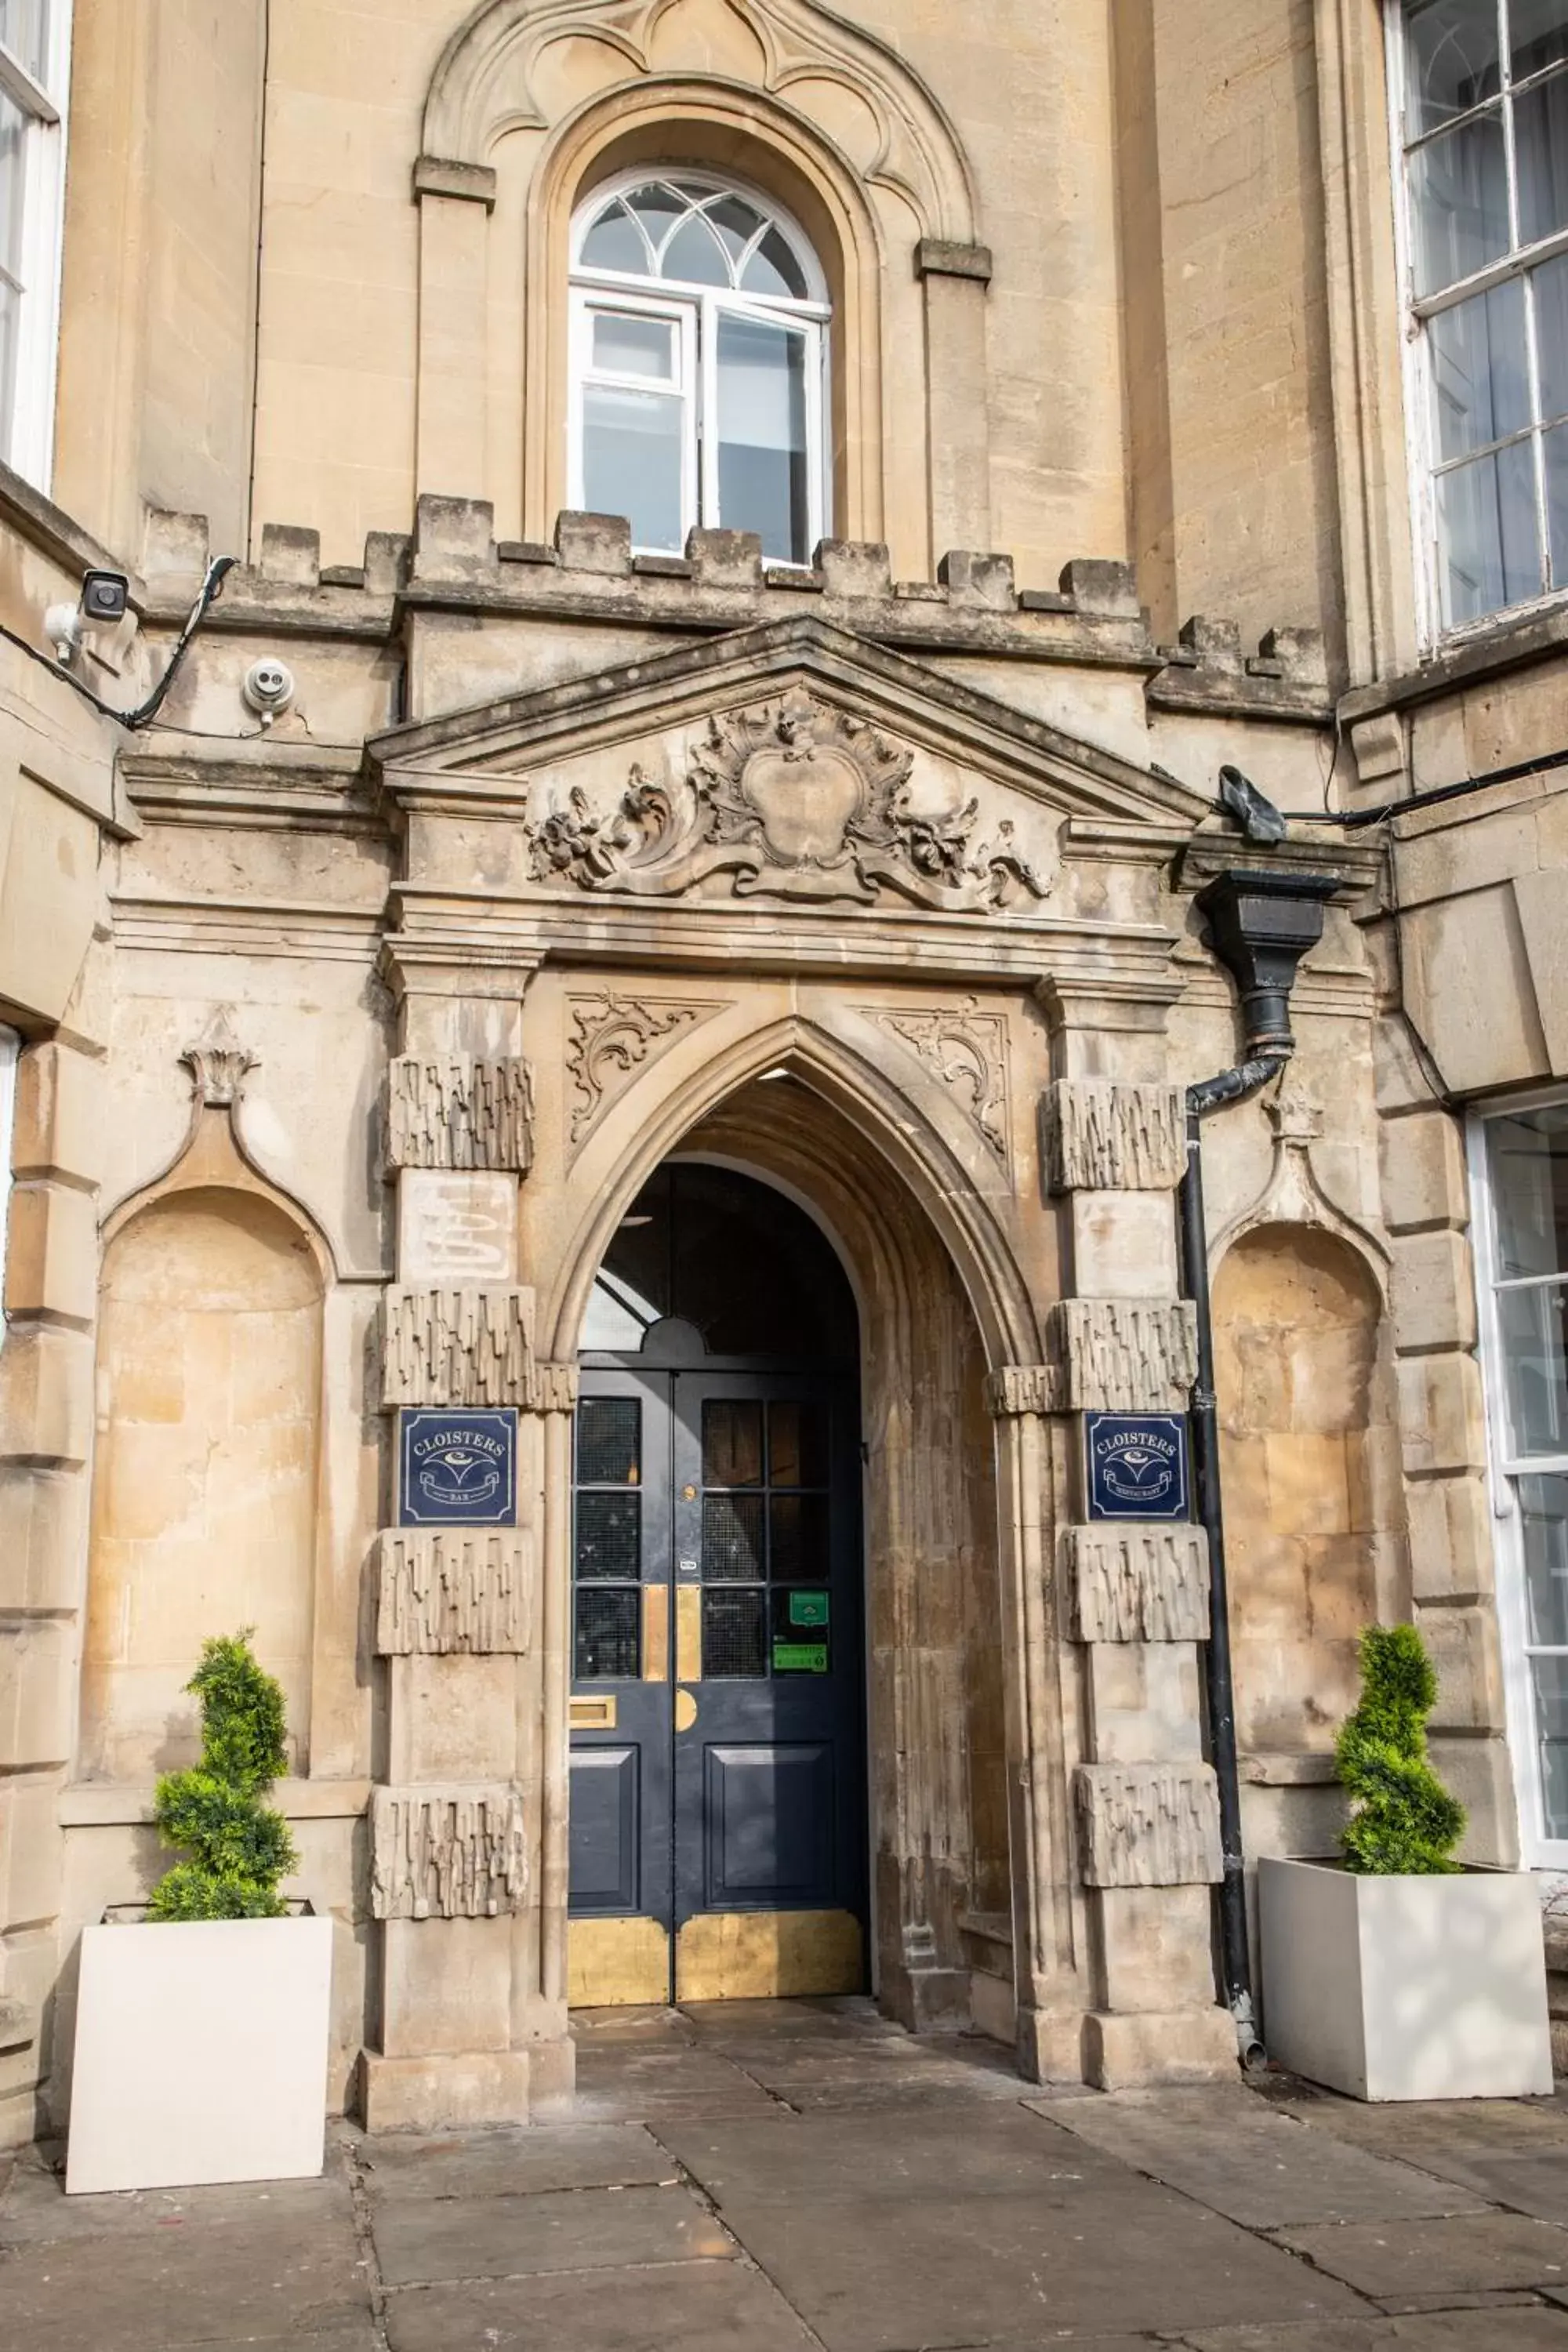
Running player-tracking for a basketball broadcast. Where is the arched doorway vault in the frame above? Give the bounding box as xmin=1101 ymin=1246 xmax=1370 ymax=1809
xmin=545 ymin=1025 xmax=1055 ymax=2042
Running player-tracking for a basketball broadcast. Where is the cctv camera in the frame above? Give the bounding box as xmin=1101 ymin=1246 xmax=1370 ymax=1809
xmin=241 ymin=657 xmax=295 ymax=720
xmin=80 ymin=569 xmax=129 ymax=626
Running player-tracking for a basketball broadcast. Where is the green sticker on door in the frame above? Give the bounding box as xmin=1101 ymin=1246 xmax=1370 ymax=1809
xmin=789 ymin=1591 xmax=829 ymax=1628
xmin=773 ymin=1641 xmax=829 ymax=1674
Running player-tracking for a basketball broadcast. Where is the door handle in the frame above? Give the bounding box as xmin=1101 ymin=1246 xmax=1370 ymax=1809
xmin=643 ymin=1585 xmax=670 ymax=1682
xmin=676 ymin=1584 xmax=702 ymax=1685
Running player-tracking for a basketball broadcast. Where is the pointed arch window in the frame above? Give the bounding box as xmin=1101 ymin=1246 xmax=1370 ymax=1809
xmin=568 ymin=172 xmax=830 ymax=567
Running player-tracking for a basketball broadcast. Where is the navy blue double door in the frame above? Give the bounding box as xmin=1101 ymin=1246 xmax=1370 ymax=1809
xmin=568 ymin=1363 xmax=866 ymax=2005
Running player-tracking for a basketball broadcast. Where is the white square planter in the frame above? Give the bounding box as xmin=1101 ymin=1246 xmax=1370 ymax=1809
xmin=1259 ymin=1857 xmax=1553 ymax=2102
xmin=67 ymin=1915 xmax=333 ymax=2193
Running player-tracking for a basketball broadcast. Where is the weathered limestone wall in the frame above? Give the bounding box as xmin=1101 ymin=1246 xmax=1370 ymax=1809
xmin=54 ymin=0 xmax=267 ymax=561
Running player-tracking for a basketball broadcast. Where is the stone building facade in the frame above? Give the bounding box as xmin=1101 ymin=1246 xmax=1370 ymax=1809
xmin=1 ymin=0 xmax=1566 ymax=2142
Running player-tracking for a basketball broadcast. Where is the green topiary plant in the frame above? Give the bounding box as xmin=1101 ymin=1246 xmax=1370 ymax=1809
xmin=1335 ymin=1622 xmax=1466 ymax=1875
xmin=147 ymin=1632 xmax=298 ymax=1922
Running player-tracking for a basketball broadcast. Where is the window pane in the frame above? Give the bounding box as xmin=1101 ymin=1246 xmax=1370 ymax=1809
xmin=1410 ymin=110 xmax=1511 ymax=294
xmin=743 ymin=227 xmax=809 ymax=300
xmin=769 ymin=1399 xmax=828 ymax=1488
xmin=575 ymin=1490 xmax=641 ymax=1581
xmin=1536 ymin=252 xmax=1568 ymax=419
xmin=1428 ymin=277 xmax=1529 ymax=459
xmin=0 ymin=0 xmax=48 ymax=83
xmin=1520 ymin=1474 xmax=1568 ymax=1646
xmin=716 ymin=313 xmax=809 ymax=564
xmin=627 ymin=183 xmax=688 ymax=254
xmin=1544 ymin=416 xmax=1568 ymax=579
xmin=769 ymin=1493 xmax=829 ymax=1582
xmin=0 ymin=274 xmax=16 ymax=462
xmin=1497 ymin=1279 xmax=1568 ymax=1457
xmin=0 ymin=85 xmax=25 ymax=284
xmin=577 ymin=1397 xmax=641 ymax=1486
xmin=703 ymin=1491 xmax=765 ymax=1579
xmin=1511 ymin=0 xmax=1568 ymax=84
xmin=702 ymin=1588 xmax=768 ymax=1679
xmin=662 ymin=212 xmax=731 ymax=288
xmin=1515 ymin=64 xmax=1568 ymax=242
xmin=575 ymin=1587 xmax=641 ymax=1680
xmin=706 ymin=193 xmax=767 ymax=269
xmin=591 ymin=310 xmax=675 ymax=381
xmin=1532 ymin=1653 xmax=1568 ymax=1835
xmin=1436 ymin=434 xmax=1541 ymax=622
xmin=1406 ymin=0 xmax=1501 ymax=136
xmin=583 ymin=383 xmax=684 ymax=552
xmin=580 ymin=201 xmax=650 ymax=275
xmin=703 ymin=1399 xmax=764 ymax=1487
xmin=1491 ymin=1105 xmax=1568 ymax=1276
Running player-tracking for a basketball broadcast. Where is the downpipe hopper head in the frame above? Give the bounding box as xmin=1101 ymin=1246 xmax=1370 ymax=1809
xmin=1195 ymin=867 xmax=1344 ymax=1064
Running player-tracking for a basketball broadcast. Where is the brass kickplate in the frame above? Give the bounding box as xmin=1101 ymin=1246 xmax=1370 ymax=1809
xmin=570 ymin=1694 xmax=618 ymax=1730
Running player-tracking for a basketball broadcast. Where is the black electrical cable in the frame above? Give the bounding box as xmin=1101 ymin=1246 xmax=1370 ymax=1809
xmin=0 ymin=556 xmax=236 ymax=731
xmin=1264 ymin=740 xmax=1568 ymax=829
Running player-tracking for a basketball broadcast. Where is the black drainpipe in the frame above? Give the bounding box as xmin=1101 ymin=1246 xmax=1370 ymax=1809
xmin=1178 ymin=867 xmax=1345 ymax=2066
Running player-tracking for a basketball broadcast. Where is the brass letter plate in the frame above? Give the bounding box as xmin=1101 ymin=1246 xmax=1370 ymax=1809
xmin=569 ymin=1694 xmax=618 ymax=1730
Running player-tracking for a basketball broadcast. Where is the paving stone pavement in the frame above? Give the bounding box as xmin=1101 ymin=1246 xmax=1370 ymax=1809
xmin=3 ymin=1998 xmax=1568 ymax=2351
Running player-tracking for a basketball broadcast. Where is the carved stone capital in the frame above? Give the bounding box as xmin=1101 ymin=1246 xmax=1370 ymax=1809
xmin=1047 ymin=1300 xmax=1198 ymax=1413
xmin=181 ymin=1009 xmax=256 ymax=1109
xmin=985 ymin=1364 xmax=1062 ymax=1417
xmin=1041 ymin=1081 xmax=1185 ymax=1193
xmin=1064 ymin=1524 xmax=1210 ymax=1643
xmin=373 ymin=1529 xmax=533 ymax=1655
xmin=387 ymin=1055 xmax=534 ymax=1172
xmin=383 ymin=1285 xmax=547 ymax=1409
xmin=369 ymin=1784 xmax=528 ymax=1919
xmin=1073 ymin=1764 xmax=1222 ymax=1888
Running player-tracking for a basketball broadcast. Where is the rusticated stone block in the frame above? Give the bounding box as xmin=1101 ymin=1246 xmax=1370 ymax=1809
xmin=1041 ymin=1081 xmax=1186 ymax=1193
xmin=387 ymin=1056 xmax=535 ymax=1172
xmin=369 ymin=1784 xmax=528 ymax=1919
xmin=373 ymin=1529 xmax=533 ymax=1655
xmin=1073 ymin=1763 xmax=1222 ymax=1887
xmin=1065 ymin=1524 xmax=1210 ymax=1643
xmin=382 ymin=1287 xmax=575 ymax=1410
xmin=984 ymin=1364 xmax=1062 ymax=1416
xmin=1047 ymin=1300 xmax=1198 ymax=1413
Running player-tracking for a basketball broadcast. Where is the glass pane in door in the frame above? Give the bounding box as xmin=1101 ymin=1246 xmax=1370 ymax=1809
xmin=715 ymin=313 xmax=809 ymax=563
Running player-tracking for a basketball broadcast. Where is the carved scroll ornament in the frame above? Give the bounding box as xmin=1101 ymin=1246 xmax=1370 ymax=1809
xmin=527 ymin=691 xmax=1051 ymax=913
xmin=565 ymin=995 xmax=713 ymax=1145
xmin=873 ymin=1003 xmax=1009 ymax=1165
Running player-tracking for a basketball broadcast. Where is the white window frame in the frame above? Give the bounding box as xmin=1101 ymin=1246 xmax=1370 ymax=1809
xmin=1385 ymin=0 xmax=1568 ymax=644
xmin=1468 ymin=1086 xmax=1568 ymax=1868
xmin=0 ymin=1 xmax=71 ymax=490
xmin=567 ymin=169 xmax=831 ymax=565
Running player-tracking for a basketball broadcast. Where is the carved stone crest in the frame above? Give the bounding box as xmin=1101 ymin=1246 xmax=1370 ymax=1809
xmin=528 ymin=689 xmax=1050 ymax=912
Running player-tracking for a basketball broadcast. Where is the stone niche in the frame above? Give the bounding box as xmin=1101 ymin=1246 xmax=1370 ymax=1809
xmin=80 ymin=1187 xmax=324 ymax=1781
xmin=1212 ymin=1225 xmax=1399 ymax=1772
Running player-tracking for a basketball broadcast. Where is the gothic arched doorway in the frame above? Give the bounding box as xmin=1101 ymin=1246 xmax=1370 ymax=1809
xmin=568 ymin=1160 xmax=867 ymax=2005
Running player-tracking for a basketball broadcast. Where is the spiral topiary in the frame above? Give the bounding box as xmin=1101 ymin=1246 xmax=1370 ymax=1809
xmin=1335 ymin=1622 xmax=1465 ymax=1875
xmin=148 ymin=1632 xmax=298 ymax=1922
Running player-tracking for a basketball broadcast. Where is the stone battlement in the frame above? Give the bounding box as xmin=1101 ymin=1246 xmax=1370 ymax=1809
xmin=136 ymin=499 xmax=1332 ymax=720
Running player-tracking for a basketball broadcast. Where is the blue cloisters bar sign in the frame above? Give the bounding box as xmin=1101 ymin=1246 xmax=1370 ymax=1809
xmin=398 ymin=1410 xmax=517 ymax=1526
xmin=1085 ymin=1413 xmax=1190 ymax=1522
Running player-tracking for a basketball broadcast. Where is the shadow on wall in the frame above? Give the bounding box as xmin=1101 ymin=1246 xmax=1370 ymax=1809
xmin=80 ymin=1186 xmax=323 ymax=1784
xmin=1213 ymin=1224 xmax=1399 ymax=1759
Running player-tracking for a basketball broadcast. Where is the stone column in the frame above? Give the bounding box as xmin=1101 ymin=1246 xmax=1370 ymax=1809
xmin=360 ymin=1014 xmax=575 ymax=2129
xmin=1042 ymin=1080 xmax=1233 ymax=2085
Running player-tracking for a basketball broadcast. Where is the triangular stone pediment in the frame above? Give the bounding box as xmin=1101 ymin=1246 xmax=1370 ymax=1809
xmin=371 ymin=617 xmax=1207 ymax=919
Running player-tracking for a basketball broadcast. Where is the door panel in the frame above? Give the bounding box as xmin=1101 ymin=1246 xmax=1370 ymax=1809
xmin=705 ymin=1743 xmax=836 ymax=1904
xmin=569 ymin=1365 xmax=864 ymax=2005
